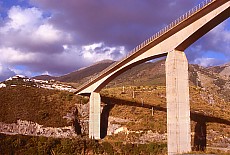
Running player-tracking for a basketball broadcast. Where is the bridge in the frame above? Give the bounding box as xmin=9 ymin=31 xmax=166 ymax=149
xmin=75 ymin=0 xmax=230 ymax=154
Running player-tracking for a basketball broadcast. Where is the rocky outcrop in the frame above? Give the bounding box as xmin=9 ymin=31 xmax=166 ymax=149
xmin=76 ymin=103 xmax=90 ymax=135
xmin=139 ymin=130 xmax=167 ymax=143
xmin=0 ymin=120 xmax=77 ymax=138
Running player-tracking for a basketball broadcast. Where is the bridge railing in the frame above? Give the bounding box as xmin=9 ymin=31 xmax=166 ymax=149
xmin=76 ymin=0 xmax=216 ymax=92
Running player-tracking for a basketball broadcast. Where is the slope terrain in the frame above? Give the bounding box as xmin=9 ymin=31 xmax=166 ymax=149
xmin=0 ymin=59 xmax=229 ymax=154
xmin=0 ymin=86 xmax=77 ymax=127
xmin=33 ymin=60 xmax=114 ymax=86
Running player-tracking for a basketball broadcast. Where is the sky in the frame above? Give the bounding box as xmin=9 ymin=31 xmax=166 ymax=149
xmin=0 ymin=0 xmax=229 ymax=81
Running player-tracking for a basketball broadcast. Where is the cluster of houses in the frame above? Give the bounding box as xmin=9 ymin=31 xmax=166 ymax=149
xmin=0 ymin=75 xmax=76 ymax=92
xmin=0 ymin=83 xmax=6 ymax=88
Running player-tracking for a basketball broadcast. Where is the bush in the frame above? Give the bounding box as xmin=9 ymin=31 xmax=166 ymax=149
xmin=0 ymin=134 xmax=168 ymax=154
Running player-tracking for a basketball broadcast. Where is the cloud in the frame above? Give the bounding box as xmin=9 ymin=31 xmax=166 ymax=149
xmin=0 ymin=0 xmax=229 ymax=81
xmin=0 ymin=64 xmax=16 ymax=82
xmin=0 ymin=6 xmax=72 ymax=54
xmin=10 ymin=67 xmax=33 ymax=78
xmin=81 ymin=43 xmax=126 ymax=62
xmin=200 ymin=21 xmax=230 ymax=55
xmin=0 ymin=4 xmax=129 ymax=79
xmin=7 ymin=6 xmax=42 ymax=29
xmin=0 ymin=47 xmax=38 ymax=64
xmin=187 ymin=21 xmax=230 ymax=65
xmin=191 ymin=57 xmax=223 ymax=67
xmin=29 ymin=0 xmax=195 ymax=49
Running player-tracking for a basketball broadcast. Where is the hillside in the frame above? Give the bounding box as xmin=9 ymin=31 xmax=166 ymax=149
xmin=0 ymin=84 xmax=229 ymax=154
xmin=43 ymin=58 xmax=230 ymax=102
xmin=32 ymin=59 xmax=230 ymax=103
xmin=33 ymin=60 xmax=114 ymax=84
xmin=93 ymin=60 xmax=230 ymax=102
xmin=57 ymin=60 xmax=114 ymax=83
xmin=0 ymin=85 xmax=84 ymax=127
xmin=208 ymin=62 xmax=230 ymax=79
xmin=32 ymin=75 xmax=55 ymax=81
xmin=0 ymin=59 xmax=230 ymax=154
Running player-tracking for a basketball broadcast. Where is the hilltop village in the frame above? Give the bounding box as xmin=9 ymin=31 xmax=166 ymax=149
xmin=0 ymin=75 xmax=76 ymax=92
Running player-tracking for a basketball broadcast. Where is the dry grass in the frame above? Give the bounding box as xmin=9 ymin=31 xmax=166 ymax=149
xmin=0 ymin=86 xmax=85 ymax=127
xmin=101 ymin=85 xmax=230 ymax=148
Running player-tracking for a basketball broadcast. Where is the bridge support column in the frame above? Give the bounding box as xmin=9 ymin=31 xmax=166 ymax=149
xmin=89 ymin=92 xmax=101 ymax=139
xmin=166 ymin=50 xmax=191 ymax=155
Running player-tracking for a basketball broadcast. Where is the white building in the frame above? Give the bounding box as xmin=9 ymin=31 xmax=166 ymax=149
xmin=0 ymin=83 xmax=6 ymax=88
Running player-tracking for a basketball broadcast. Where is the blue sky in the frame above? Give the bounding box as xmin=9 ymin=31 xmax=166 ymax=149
xmin=0 ymin=0 xmax=229 ymax=81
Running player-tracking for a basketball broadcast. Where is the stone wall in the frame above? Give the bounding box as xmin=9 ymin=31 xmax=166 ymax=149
xmin=0 ymin=120 xmax=77 ymax=138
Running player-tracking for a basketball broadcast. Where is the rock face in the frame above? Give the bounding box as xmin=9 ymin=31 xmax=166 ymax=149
xmin=139 ymin=130 xmax=167 ymax=143
xmin=218 ymin=63 xmax=230 ymax=79
xmin=0 ymin=102 xmax=89 ymax=138
xmin=76 ymin=103 xmax=90 ymax=135
xmin=106 ymin=116 xmax=130 ymax=135
xmin=0 ymin=120 xmax=77 ymax=138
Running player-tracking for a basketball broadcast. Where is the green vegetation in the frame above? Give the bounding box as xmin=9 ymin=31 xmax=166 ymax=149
xmin=0 ymin=134 xmax=167 ymax=154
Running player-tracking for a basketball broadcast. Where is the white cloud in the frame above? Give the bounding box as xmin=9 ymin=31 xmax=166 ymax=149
xmin=41 ymin=71 xmax=51 ymax=75
xmin=203 ymin=21 xmax=230 ymax=55
xmin=210 ymin=22 xmax=230 ymax=42
xmin=0 ymin=47 xmax=38 ymax=64
xmin=0 ymin=1 xmax=228 ymax=80
xmin=187 ymin=21 xmax=230 ymax=65
xmin=34 ymin=24 xmax=72 ymax=43
xmin=0 ymin=6 xmax=72 ymax=53
xmin=10 ymin=67 xmax=33 ymax=77
xmin=81 ymin=42 xmax=126 ymax=62
xmin=0 ymin=64 xmax=16 ymax=82
xmin=6 ymin=6 xmax=42 ymax=30
xmin=0 ymin=5 xmax=76 ymax=79
xmin=192 ymin=57 xmax=222 ymax=67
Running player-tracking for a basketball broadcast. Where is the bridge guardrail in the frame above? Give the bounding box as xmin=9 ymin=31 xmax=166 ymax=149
xmin=76 ymin=0 xmax=216 ymax=92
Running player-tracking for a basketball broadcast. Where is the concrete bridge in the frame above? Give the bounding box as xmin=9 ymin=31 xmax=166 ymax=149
xmin=75 ymin=0 xmax=230 ymax=154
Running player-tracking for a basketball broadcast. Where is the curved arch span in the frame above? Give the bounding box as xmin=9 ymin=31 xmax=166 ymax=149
xmin=76 ymin=0 xmax=230 ymax=95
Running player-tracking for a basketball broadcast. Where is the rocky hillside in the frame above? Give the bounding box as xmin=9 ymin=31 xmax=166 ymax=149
xmin=190 ymin=63 xmax=230 ymax=102
xmin=97 ymin=60 xmax=230 ymax=102
xmin=208 ymin=62 xmax=230 ymax=79
xmin=0 ymin=59 xmax=229 ymax=154
xmin=32 ymin=59 xmax=230 ymax=102
xmin=34 ymin=58 xmax=229 ymax=101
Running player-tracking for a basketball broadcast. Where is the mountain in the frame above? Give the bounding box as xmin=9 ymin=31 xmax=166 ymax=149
xmin=30 ymin=58 xmax=230 ymax=102
xmin=32 ymin=75 xmax=55 ymax=81
xmin=208 ymin=62 xmax=230 ymax=79
xmin=77 ymin=59 xmax=230 ymax=102
xmin=56 ymin=60 xmax=114 ymax=83
xmin=189 ymin=63 xmax=230 ymax=102
xmin=32 ymin=60 xmax=115 ymax=85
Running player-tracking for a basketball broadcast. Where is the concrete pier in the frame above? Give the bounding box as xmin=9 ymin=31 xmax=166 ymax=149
xmin=166 ymin=50 xmax=191 ymax=155
xmin=89 ymin=92 xmax=101 ymax=139
xmin=74 ymin=1 xmax=229 ymax=152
